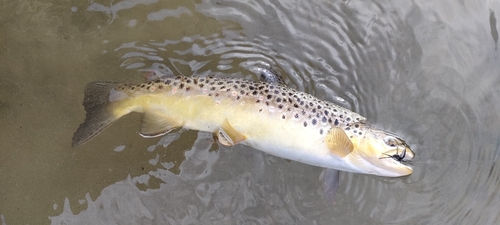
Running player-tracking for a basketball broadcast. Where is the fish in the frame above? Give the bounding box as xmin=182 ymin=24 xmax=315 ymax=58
xmin=72 ymin=75 xmax=415 ymax=177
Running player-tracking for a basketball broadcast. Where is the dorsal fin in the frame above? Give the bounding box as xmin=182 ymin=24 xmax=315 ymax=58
xmin=258 ymin=67 xmax=286 ymax=86
xmin=216 ymin=119 xmax=246 ymax=146
xmin=325 ymin=127 xmax=354 ymax=157
xmin=139 ymin=110 xmax=182 ymax=138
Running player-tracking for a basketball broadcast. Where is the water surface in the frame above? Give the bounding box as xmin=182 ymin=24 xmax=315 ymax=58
xmin=1 ymin=0 xmax=499 ymax=224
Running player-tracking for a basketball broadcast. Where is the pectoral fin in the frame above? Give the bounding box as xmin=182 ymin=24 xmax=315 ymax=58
xmin=217 ymin=119 xmax=246 ymax=146
xmin=139 ymin=110 xmax=182 ymax=138
xmin=326 ymin=127 xmax=354 ymax=157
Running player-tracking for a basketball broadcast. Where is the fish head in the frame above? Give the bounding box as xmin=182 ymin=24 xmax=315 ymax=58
xmin=347 ymin=127 xmax=414 ymax=177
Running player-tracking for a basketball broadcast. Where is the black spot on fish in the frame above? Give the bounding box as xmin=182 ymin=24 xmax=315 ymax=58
xmin=252 ymin=91 xmax=258 ymax=95
xmin=158 ymin=85 xmax=163 ymax=89
xmin=175 ymin=76 xmax=181 ymax=80
xmin=359 ymin=131 xmax=363 ymax=135
xmin=249 ymin=86 xmax=255 ymax=90
xmin=215 ymin=93 xmax=219 ymax=97
xmin=293 ymin=103 xmax=299 ymax=108
xmin=259 ymin=109 xmax=263 ymax=112
xmin=186 ymin=80 xmax=192 ymax=84
xmin=173 ymin=82 xmax=177 ymax=86
xmin=186 ymin=87 xmax=191 ymax=91
xmin=210 ymin=87 xmax=216 ymax=91
xmin=353 ymin=129 xmax=357 ymax=133
xmin=193 ymin=79 xmax=198 ymax=85
xmin=312 ymin=108 xmax=316 ymax=113
xmin=339 ymin=114 xmax=343 ymax=118
xmin=227 ymin=80 xmax=233 ymax=83
xmin=140 ymin=84 xmax=146 ymax=88
xmin=241 ymin=84 xmax=247 ymax=88
xmin=199 ymin=84 xmax=204 ymax=88
xmin=346 ymin=117 xmax=351 ymax=122
xmin=333 ymin=109 xmax=338 ymax=112
xmin=219 ymin=86 xmax=225 ymax=90
xmin=300 ymin=101 xmax=304 ymax=105
xmin=259 ymin=86 xmax=265 ymax=90
xmin=324 ymin=110 xmax=329 ymax=116
xmin=288 ymin=98 xmax=293 ymax=103
xmin=237 ymin=96 xmax=240 ymax=100
xmin=264 ymin=90 xmax=269 ymax=93
xmin=256 ymin=100 xmax=260 ymax=103
xmin=131 ymin=87 xmax=135 ymax=90
xmin=274 ymin=90 xmax=279 ymax=94
xmin=334 ymin=119 xmax=339 ymax=126
xmin=312 ymin=119 xmax=317 ymax=125
xmin=235 ymin=80 xmax=240 ymax=84
xmin=303 ymin=121 xmax=307 ymax=127
xmin=302 ymin=110 xmax=306 ymax=115
xmin=346 ymin=127 xmax=350 ymax=131
xmin=270 ymin=85 xmax=275 ymax=89
xmin=217 ymin=82 xmax=223 ymax=85
xmin=320 ymin=129 xmax=323 ymax=135
xmin=317 ymin=105 xmax=322 ymax=110
xmin=278 ymin=104 xmax=283 ymax=109
xmin=294 ymin=113 xmax=299 ymax=119
xmin=240 ymin=90 xmax=245 ymax=95
xmin=267 ymin=95 xmax=272 ymax=99
xmin=322 ymin=117 xmax=327 ymax=123
xmin=355 ymin=124 xmax=359 ymax=128
xmin=276 ymin=98 xmax=282 ymax=103
xmin=309 ymin=102 xmax=313 ymax=107
xmin=282 ymin=115 xmax=285 ymax=119
xmin=179 ymin=83 xmax=184 ymax=89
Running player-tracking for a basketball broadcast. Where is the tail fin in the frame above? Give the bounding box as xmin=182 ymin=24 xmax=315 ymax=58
xmin=72 ymin=82 xmax=119 ymax=147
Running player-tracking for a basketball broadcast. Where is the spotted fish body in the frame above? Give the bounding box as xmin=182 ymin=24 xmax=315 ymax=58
xmin=73 ymin=75 xmax=414 ymax=177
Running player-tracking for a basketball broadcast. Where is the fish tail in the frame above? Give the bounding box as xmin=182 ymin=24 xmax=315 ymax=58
xmin=72 ymin=82 xmax=120 ymax=147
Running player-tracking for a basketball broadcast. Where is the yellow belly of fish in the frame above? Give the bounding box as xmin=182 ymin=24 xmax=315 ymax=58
xmin=110 ymin=93 xmax=329 ymax=161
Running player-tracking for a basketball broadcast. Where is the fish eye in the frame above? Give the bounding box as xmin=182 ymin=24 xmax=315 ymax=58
xmin=383 ymin=136 xmax=398 ymax=147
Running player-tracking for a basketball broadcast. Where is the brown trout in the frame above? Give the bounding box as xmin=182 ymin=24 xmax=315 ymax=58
xmin=73 ymin=75 xmax=414 ymax=177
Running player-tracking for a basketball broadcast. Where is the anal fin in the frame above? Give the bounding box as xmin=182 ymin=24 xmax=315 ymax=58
xmin=217 ymin=119 xmax=246 ymax=146
xmin=325 ymin=127 xmax=354 ymax=158
xmin=139 ymin=110 xmax=182 ymax=138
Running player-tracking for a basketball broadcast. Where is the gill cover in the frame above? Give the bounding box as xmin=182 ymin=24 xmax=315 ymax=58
xmin=354 ymin=129 xmax=414 ymax=177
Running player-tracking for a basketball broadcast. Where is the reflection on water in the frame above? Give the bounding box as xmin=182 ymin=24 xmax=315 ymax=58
xmin=1 ymin=0 xmax=500 ymax=224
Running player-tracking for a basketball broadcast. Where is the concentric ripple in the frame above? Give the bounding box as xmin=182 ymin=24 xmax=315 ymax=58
xmin=46 ymin=0 xmax=500 ymax=224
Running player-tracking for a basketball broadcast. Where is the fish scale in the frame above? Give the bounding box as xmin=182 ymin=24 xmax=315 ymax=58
xmin=116 ymin=75 xmax=367 ymax=138
xmin=73 ymin=75 xmax=414 ymax=177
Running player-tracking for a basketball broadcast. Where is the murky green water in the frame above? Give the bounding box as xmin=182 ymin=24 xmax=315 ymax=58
xmin=1 ymin=0 xmax=500 ymax=224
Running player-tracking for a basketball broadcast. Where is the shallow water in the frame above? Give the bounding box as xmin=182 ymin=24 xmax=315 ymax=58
xmin=1 ymin=0 xmax=499 ymax=224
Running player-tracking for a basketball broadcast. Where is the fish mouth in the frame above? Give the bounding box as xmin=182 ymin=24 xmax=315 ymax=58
xmin=377 ymin=149 xmax=414 ymax=176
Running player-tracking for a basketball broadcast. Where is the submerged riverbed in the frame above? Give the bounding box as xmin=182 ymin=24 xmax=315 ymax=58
xmin=0 ymin=0 xmax=499 ymax=224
